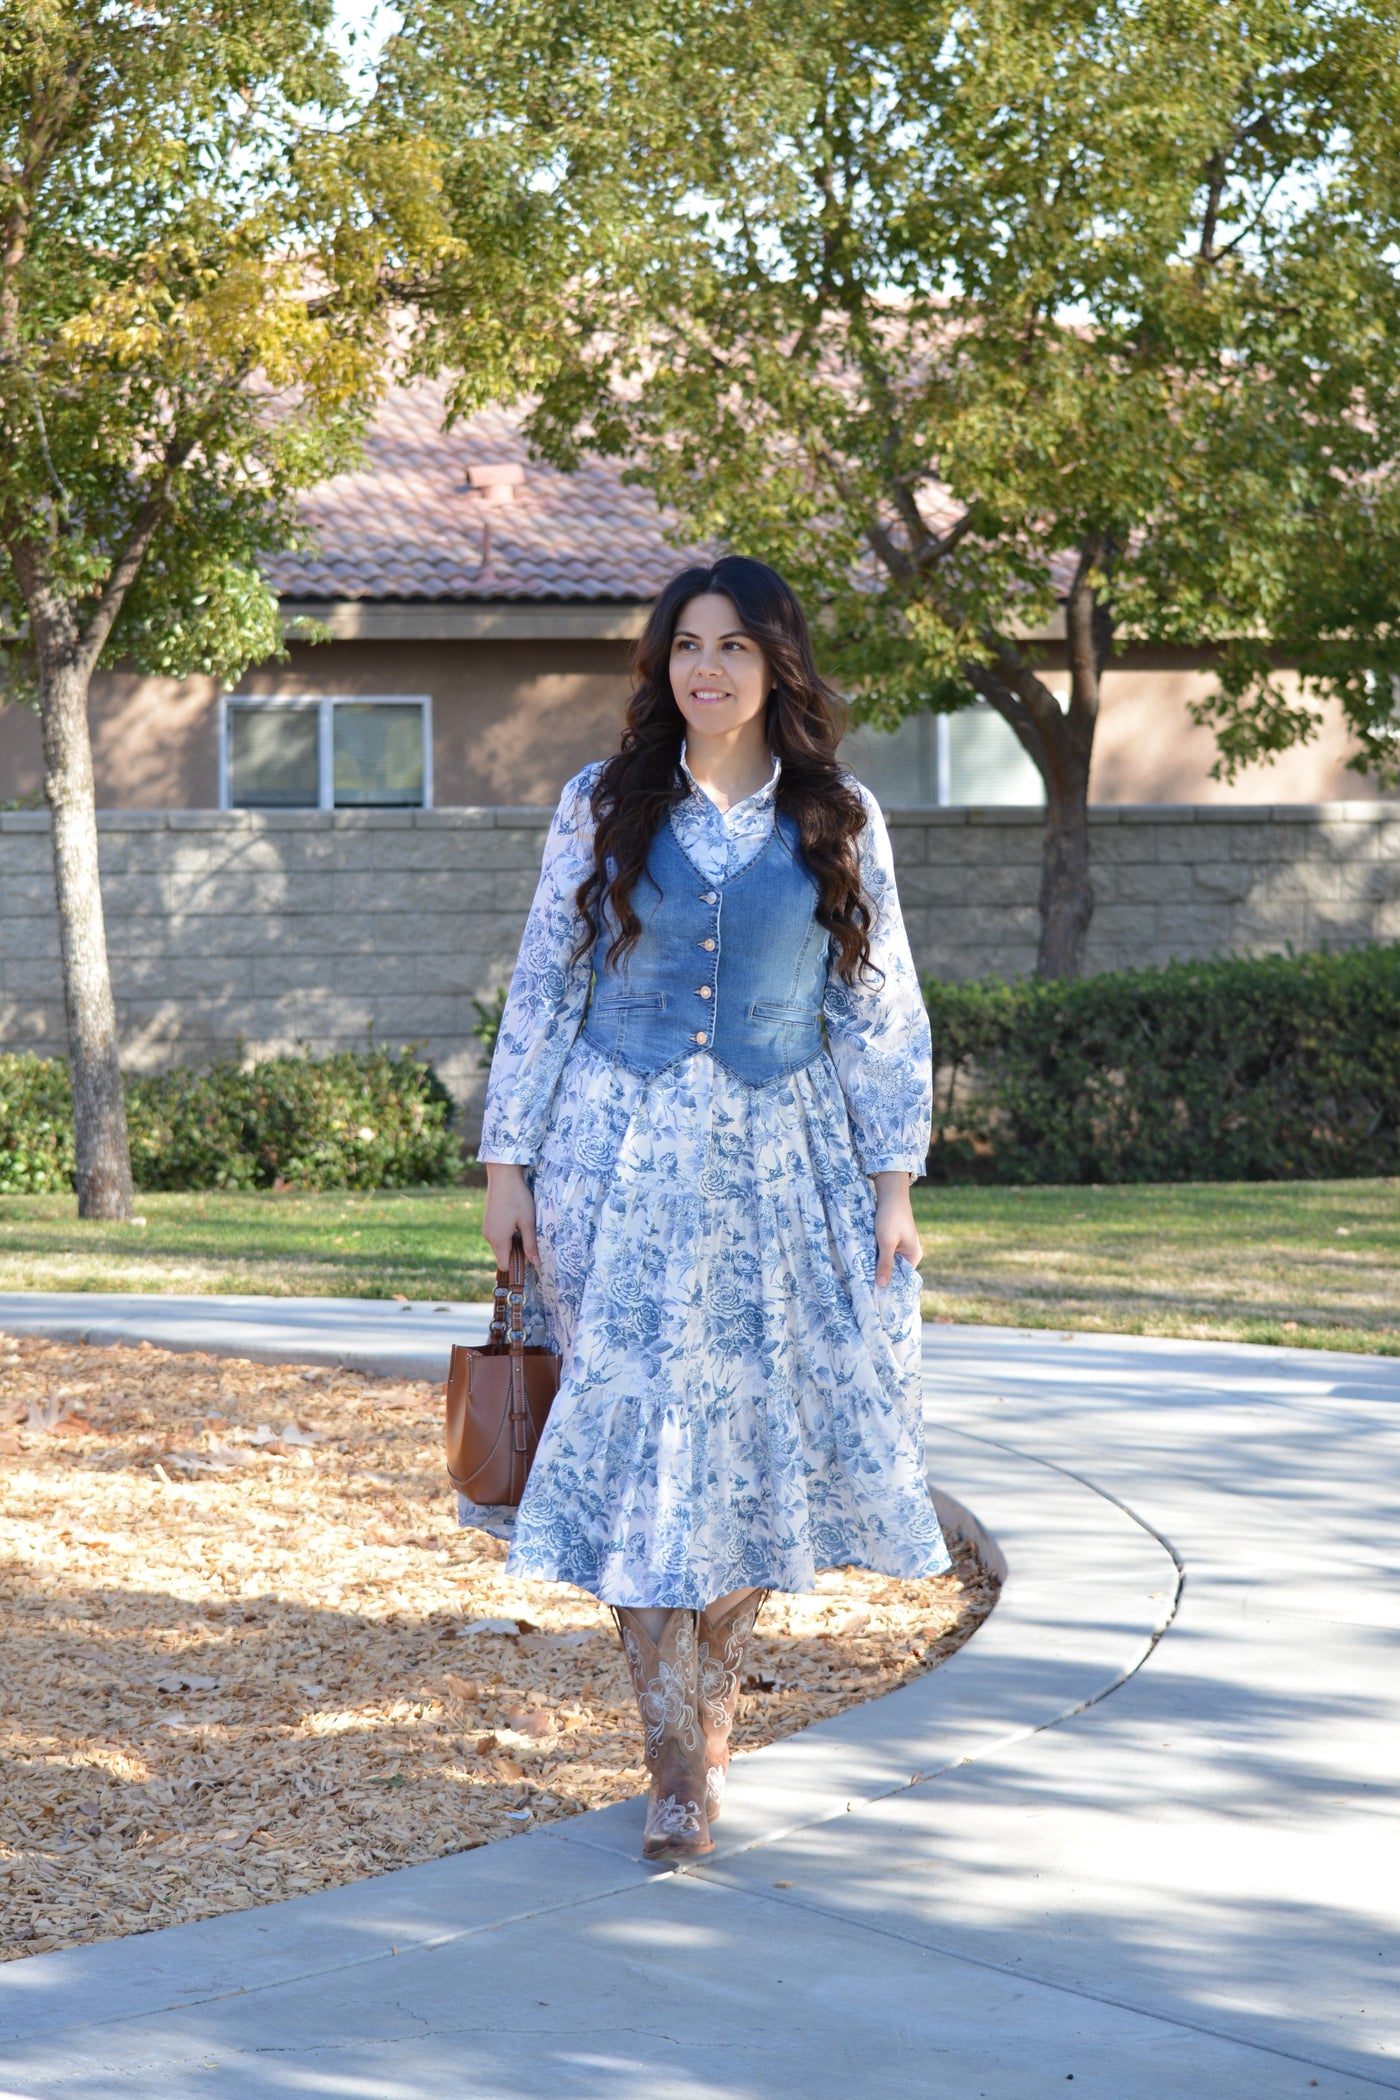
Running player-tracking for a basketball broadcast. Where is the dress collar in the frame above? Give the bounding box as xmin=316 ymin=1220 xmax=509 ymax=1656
xmin=678 ymin=742 xmax=782 ymax=817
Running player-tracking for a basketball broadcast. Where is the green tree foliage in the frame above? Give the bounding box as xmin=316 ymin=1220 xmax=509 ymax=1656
xmin=0 ymin=1 xmax=550 ymax=1217
xmin=435 ymin=0 xmax=1400 ymax=975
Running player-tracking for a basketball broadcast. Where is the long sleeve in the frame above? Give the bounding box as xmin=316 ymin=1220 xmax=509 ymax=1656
xmin=477 ymin=766 xmax=600 ymax=1165
xmin=822 ymin=786 xmax=933 ymax=1176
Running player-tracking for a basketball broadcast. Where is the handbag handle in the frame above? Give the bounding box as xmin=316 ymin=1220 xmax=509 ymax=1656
xmin=488 ymin=1230 xmax=528 ymax=1360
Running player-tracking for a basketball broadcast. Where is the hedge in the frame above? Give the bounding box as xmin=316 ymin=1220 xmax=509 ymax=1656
xmin=0 ymin=1046 xmax=462 ymax=1194
xmin=924 ymin=943 xmax=1400 ymax=1184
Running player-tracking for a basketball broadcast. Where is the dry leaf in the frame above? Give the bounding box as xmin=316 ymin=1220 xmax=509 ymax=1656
xmin=25 ymin=1397 xmax=80 ymax=1434
xmin=506 ymin=1706 xmax=554 ymax=1740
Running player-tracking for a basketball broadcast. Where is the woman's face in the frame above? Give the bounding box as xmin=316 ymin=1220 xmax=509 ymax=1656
xmin=669 ymin=593 xmax=770 ymax=742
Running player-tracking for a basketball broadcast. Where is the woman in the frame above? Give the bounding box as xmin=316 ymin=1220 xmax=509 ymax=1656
xmin=475 ymin=555 xmax=948 ymax=1862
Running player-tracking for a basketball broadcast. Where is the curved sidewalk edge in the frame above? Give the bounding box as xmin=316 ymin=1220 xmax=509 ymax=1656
xmin=558 ymin=1425 xmax=1176 ymax=1866
xmin=0 ymin=1304 xmax=1171 ymax=2066
xmin=8 ymin=1303 xmax=1396 ymax=2098
xmin=0 ymin=1290 xmax=482 ymax=1382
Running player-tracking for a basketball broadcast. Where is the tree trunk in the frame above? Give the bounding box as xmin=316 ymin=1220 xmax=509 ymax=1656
xmin=39 ymin=658 xmax=133 ymax=1220
xmin=968 ymin=536 xmax=1110 ymax=980
xmin=971 ymin=664 xmax=1098 ymax=979
xmin=1036 ymin=756 xmax=1094 ymax=978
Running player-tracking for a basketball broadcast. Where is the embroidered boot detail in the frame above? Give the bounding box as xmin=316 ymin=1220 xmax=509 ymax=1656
xmin=695 ymin=1589 xmax=769 ymax=1823
xmin=613 ymin=1608 xmax=713 ymax=1862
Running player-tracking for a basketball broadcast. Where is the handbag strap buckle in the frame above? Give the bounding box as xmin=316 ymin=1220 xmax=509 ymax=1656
xmin=493 ymin=1234 xmax=530 ymax=1353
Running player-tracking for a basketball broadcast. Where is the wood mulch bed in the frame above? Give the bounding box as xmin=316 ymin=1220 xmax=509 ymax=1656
xmin=0 ymin=1332 xmax=999 ymax=1961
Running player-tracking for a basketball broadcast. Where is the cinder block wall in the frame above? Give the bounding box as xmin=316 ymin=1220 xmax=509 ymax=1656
xmin=2 ymin=802 xmax=1397 ymax=1142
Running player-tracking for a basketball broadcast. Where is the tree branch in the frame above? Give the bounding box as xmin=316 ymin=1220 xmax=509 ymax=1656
xmin=913 ymin=507 xmax=976 ymax=572
xmin=0 ymin=54 xmax=93 ymax=349
xmin=1212 ymin=169 xmax=1287 ymax=261
xmin=74 ymin=493 xmax=171 ymax=677
xmin=1198 ymin=149 xmax=1227 ymax=262
xmin=72 ymin=338 xmax=266 ymax=672
xmin=1062 ymin=530 xmax=1116 ymax=769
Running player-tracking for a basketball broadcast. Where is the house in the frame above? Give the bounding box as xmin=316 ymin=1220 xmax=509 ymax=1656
xmin=0 ymin=377 xmax=1387 ymax=815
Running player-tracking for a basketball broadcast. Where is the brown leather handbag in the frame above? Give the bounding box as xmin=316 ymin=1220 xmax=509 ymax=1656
xmin=445 ymin=1232 xmax=560 ymax=1506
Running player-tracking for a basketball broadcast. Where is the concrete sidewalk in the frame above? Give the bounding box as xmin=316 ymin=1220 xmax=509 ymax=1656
xmin=0 ymin=1290 xmax=486 ymax=1379
xmin=0 ymin=1303 xmax=1397 ymax=2096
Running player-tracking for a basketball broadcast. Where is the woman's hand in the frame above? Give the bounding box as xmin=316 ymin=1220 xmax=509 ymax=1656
xmin=872 ymin=1170 xmax=921 ymax=1288
xmin=482 ymin=1162 xmax=539 ymax=1271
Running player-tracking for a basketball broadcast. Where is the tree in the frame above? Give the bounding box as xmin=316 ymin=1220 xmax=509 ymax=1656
xmin=0 ymin=1 xmax=553 ymax=1215
xmin=454 ymin=0 xmax=1400 ymax=976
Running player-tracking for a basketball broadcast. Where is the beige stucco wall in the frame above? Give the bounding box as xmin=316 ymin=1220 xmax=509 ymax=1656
xmin=1 ymin=637 xmax=1391 ymax=809
xmin=0 ymin=637 xmax=634 ymax=812
xmin=1070 ymin=653 xmax=1383 ymax=805
xmin=237 ymin=637 xmax=633 ymax=806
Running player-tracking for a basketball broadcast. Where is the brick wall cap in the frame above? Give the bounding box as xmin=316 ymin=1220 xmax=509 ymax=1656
xmin=250 ymin=809 xmax=334 ymax=830
xmin=491 ymin=807 xmax=554 ymax=827
xmin=1269 ymin=801 xmax=1396 ymax=821
xmin=412 ymin=807 xmax=498 ymax=828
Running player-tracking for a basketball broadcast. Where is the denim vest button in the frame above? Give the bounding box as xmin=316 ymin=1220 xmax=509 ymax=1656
xmin=583 ymin=816 xmax=826 ymax=1085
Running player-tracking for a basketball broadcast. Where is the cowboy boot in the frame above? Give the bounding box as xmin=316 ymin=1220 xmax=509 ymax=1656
xmin=695 ymin=1588 xmax=769 ymax=1824
xmin=613 ymin=1608 xmax=714 ymax=1862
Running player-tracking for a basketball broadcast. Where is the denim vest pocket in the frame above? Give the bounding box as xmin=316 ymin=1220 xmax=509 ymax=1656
xmin=747 ymin=998 xmax=822 ymax=1061
xmin=586 ymin=992 xmax=666 ymax=1062
xmin=749 ymin=999 xmax=819 ymax=1024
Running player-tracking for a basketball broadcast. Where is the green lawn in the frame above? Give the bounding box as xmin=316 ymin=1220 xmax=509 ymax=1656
xmin=0 ymin=1189 xmax=498 ymax=1303
xmin=916 ymin=1178 xmax=1399 ymax=1354
xmin=0 ymin=1179 xmax=1395 ymax=1354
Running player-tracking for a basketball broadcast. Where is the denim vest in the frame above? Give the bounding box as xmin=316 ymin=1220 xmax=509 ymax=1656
xmin=581 ymin=810 xmax=830 ymax=1086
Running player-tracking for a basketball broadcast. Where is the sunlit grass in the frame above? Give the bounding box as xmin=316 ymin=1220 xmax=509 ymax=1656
xmin=0 ymin=1189 xmax=495 ymax=1302
xmin=914 ymin=1178 xmax=1400 ymax=1354
xmin=0 ymin=1179 xmax=1395 ymax=1354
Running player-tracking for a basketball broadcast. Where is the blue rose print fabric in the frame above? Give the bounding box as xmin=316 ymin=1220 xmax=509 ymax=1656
xmin=466 ymin=752 xmax=950 ymax=1606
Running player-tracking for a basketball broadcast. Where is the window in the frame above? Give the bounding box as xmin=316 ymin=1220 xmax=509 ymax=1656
xmin=226 ymin=703 xmax=320 ymax=808
xmin=220 ymin=697 xmax=431 ymax=811
xmin=945 ymin=704 xmax=1045 ymax=806
xmin=843 ymin=711 xmax=941 ymax=808
xmin=843 ymin=702 xmax=1045 ymax=809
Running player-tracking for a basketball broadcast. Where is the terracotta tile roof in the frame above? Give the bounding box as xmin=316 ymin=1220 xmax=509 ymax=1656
xmin=269 ymin=373 xmax=1076 ymax=614
xmin=269 ymin=379 xmax=699 ymax=603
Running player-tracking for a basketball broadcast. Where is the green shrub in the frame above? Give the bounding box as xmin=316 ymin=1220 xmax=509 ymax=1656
xmin=0 ymin=1046 xmax=463 ymax=1194
xmin=924 ymin=944 xmax=1400 ymax=1183
xmin=0 ymin=1052 xmax=76 ymax=1193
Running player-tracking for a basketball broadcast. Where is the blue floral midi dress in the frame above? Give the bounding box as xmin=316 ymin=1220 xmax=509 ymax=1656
xmin=471 ymin=751 xmax=950 ymax=1607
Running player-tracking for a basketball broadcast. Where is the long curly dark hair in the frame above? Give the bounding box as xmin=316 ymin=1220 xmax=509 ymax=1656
xmin=574 ymin=555 xmax=877 ymax=983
